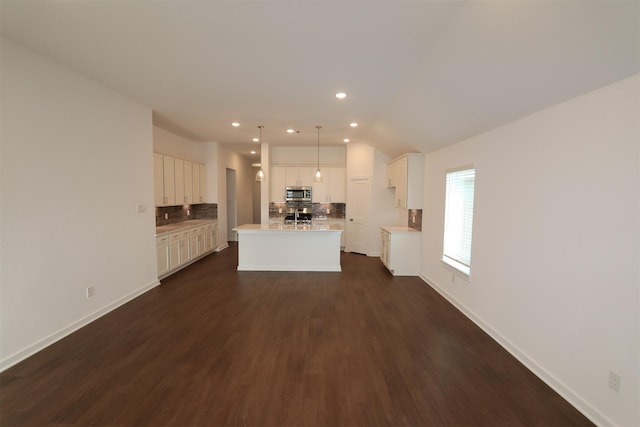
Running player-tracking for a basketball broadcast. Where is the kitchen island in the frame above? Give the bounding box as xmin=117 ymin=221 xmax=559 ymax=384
xmin=232 ymin=223 xmax=343 ymax=272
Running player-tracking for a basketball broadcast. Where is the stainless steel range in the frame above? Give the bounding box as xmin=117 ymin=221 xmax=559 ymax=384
xmin=284 ymin=211 xmax=313 ymax=225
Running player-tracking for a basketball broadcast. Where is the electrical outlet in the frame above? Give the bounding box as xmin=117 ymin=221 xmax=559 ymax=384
xmin=187 ymin=209 xmax=190 ymax=216
xmin=412 ymin=215 xmax=416 ymax=224
xmin=164 ymin=213 xmax=169 ymax=220
xmin=278 ymin=208 xmax=282 ymax=214
xmin=326 ymin=208 xmax=331 ymax=214
xmin=137 ymin=204 xmax=146 ymax=213
xmin=86 ymin=286 xmax=95 ymax=298
xmin=609 ymin=370 xmax=621 ymax=392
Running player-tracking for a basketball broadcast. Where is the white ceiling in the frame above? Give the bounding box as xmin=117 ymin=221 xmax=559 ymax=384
xmin=1 ymin=1 xmax=638 ymax=159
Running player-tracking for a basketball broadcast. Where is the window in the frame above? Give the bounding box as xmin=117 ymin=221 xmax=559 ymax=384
xmin=443 ymin=168 xmax=475 ymax=276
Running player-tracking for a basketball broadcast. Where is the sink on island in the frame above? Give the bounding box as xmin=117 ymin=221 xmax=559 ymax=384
xmin=232 ymin=223 xmax=343 ymax=272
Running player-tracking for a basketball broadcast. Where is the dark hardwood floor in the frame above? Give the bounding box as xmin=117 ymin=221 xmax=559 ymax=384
xmin=1 ymin=243 xmax=592 ymax=426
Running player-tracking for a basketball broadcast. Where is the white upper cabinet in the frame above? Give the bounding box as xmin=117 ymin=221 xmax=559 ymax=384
xmin=162 ymin=155 xmax=176 ymax=206
xmin=174 ymin=158 xmax=184 ymax=206
xmin=191 ymin=162 xmax=206 ymax=204
xmin=312 ymin=167 xmax=346 ymax=203
xmin=153 ymin=153 xmax=165 ymax=206
xmin=153 ymin=153 xmax=206 ymax=206
xmin=387 ymin=154 xmax=424 ymax=209
xmin=328 ymin=167 xmax=346 ymax=203
xmin=387 ymin=159 xmax=400 ymax=188
xmin=270 ymin=166 xmax=287 ymax=202
xmin=284 ymin=166 xmax=314 ymax=187
xmin=199 ymin=163 xmax=207 ymax=203
xmin=184 ymin=160 xmax=193 ymax=204
xmin=192 ymin=163 xmax=201 ymax=204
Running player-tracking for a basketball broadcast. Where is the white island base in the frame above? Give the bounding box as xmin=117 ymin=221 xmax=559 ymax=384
xmin=233 ymin=224 xmax=343 ymax=272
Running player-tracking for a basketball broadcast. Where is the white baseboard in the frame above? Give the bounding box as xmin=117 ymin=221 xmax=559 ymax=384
xmin=0 ymin=278 xmax=161 ymax=373
xmin=418 ymin=272 xmax=615 ymax=427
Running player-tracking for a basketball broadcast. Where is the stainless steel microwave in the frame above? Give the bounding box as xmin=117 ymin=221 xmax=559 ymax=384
xmin=285 ymin=186 xmax=312 ymax=202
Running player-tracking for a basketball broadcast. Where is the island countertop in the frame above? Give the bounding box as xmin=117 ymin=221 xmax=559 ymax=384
xmin=232 ymin=223 xmax=342 ymax=271
xmin=233 ymin=223 xmax=343 ymax=232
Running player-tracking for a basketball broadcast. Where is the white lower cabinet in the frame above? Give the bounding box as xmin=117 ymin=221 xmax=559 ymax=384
xmin=380 ymin=226 xmax=421 ymax=276
xmin=168 ymin=232 xmax=182 ymax=271
xmin=156 ymin=220 xmax=217 ymax=278
xmin=204 ymin=223 xmax=218 ymax=252
xmin=168 ymin=230 xmax=191 ymax=271
xmin=156 ymin=235 xmax=170 ymax=277
xmin=190 ymin=226 xmax=205 ymax=259
xmin=179 ymin=229 xmax=191 ymax=264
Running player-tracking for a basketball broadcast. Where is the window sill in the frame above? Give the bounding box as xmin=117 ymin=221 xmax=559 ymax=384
xmin=441 ymin=257 xmax=470 ymax=279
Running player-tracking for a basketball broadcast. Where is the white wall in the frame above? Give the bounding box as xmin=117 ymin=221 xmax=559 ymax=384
xmin=271 ymin=146 xmax=346 ymax=166
xmin=0 ymin=37 xmax=158 ymax=370
xmin=153 ymin=126 xmax=198 ymax=160
xmin=420 ymin=75 xmax=639 ymax=427
xmin=216 ymin=145 xmax=255 ymax=245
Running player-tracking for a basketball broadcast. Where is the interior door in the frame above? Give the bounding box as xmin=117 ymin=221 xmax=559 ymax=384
xmin=346 ymin=178 xmax=370 ymax=255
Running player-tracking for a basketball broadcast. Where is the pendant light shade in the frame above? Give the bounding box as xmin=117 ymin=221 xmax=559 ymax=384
xmin=314 ymin=125 xmax=323 ymax=183
xmin=255 ymin=126 xmax=265 ymax=182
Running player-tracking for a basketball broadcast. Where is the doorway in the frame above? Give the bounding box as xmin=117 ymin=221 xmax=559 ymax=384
xmin=226 ymin=168 xmax=237 ymax=242
xmin=346 ymin=177 xmax=370 ymax=254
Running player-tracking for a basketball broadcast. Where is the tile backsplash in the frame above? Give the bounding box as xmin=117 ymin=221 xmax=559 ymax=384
xmin=408 ymin=209 xmax=422 ymax=231
xmin=269 ymin=202 xmax=346 ymax=220
xmin=156 ymin=203 xmax=217 ymax=226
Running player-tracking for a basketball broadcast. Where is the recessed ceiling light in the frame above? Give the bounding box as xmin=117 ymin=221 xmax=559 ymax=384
xmin=349 ymin=122 xmax=358 ymax=127
xmin=231 ymin=122 xmax=240 ymax=127
xmin=286 ymin=129 xmax=295 ymax=134
xmin=335 ymin=92 xmax=347 ymax=99
xmin=343 ymin=138 xmax=350 ymax=143
xmin=250 ymin=150 xmax=256 ymax=155
xmin=252 ymin=137 xmax=259 ymax=142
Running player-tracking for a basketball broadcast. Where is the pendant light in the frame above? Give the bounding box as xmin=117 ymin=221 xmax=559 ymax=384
xmin=314 ymin=125 xmax=323 ymax=182
xmin=255 ymin=125 xmax=265 ymax=182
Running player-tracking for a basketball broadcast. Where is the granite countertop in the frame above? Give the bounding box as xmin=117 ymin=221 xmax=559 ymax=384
xmin=269 ymin=216 xmax=346 ymax=222
xmin=234 ymin=223 xmax=344 ymax=232
xmin=380 ymin=225 xmax=421 ymax=233
xmin=156 ymin=219 xmax=216 ymax=236
xmin=313 ymin=216 xmax=346 ymax=222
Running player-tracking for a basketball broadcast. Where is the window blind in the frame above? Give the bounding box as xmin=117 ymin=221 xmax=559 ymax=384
xmin=443 ymin=168 xmax=475 ymax=275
